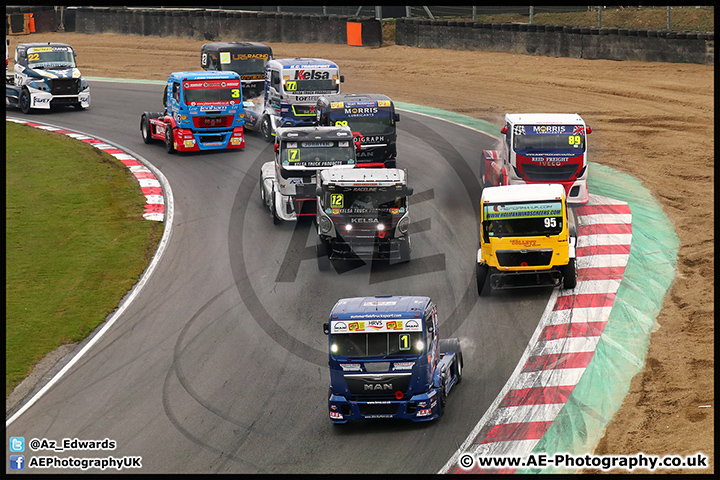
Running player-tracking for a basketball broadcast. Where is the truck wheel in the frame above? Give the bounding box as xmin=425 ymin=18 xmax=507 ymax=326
xmin=73 ymin=102 xmax=85 ymax=111
xmin=476 ymin=263 xmax=489 ymax=296
xmin=562 ymin=258 xmax=577 ymax=289
xmin=164 ymin=125 xmax=176 ymax=154
xmin=439 ymin=375 xmax=447 ymax=410
xmin=141 ymin=115 xmax=153 ymax=144
xmin=20 ymin=88 xmax=31 ymax=114
xmin=398 ymin=239 xmax=411 ymax=263
xmin=317 ymin=238 xmax=331 ymax=271
xmin=269 ymin=186 xmax=281 ymax=224
xmin=260 ymin=116 xmax=273 ymax=143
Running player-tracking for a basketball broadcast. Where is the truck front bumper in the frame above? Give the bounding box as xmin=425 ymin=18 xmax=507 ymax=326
xmin=329 ymin=390 xmax=441 ymax=423
xmin=173 ymin=126 xmax=244 ymax=151
xmin=322 ymin=235 xmax=406 ymax=261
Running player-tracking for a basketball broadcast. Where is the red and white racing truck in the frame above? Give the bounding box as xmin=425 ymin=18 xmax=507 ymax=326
xmin=482 ymin=113 xmax=592 ymax=204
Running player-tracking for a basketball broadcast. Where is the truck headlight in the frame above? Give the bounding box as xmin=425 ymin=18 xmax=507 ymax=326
xmin=397 ymin=216 xmax=409 ymax=235
xmin=377 ymin=223 xmax=385 ymax=231
xmin=319 ymin=215 xmax=332 ymax=234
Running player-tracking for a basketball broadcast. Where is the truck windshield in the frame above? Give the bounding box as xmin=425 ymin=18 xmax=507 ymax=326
xmin=219 ymin=54 xmax=268 ymax=75
xmin=285 ymin=79 xmax=339 ymax=93
xmin=322 ymin=186 xmax=406 ymax=213
xmin=27 ymin=47 xmax=75 ymax=67
xmin=329 ymin=114 xmax=394 ymax=135
xmin=514 ymin=130 xmax=585 ymax=154
xmin=184 ymin=81 xmax=242 ymax=105
xmin=483 ymin=200 xmax=564 ymax=237
xmin=331 ymin=331 xmax=423 ymax=358
xmin=281 ymin=140 xmax=354 ymax=167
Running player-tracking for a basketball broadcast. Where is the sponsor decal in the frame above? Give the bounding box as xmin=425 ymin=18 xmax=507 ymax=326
xmin=510 ymin=239 xmax=540 ymax=247
xmin=349 ymin=321 xmax=365 ymax=331
xmin=362 ymin=136 xmax=386 ymax=143
xmin=393 ymin=362 xmax=415 ymax=371
xmin=367 ymin=320 xmax=384 ymax=330
xmin=331 ymin=208 xmax=340 ymax=215
xmin=232 ymin=53 xmax=269 ymax=60
xmin=294 ymin=70 xmax=331 ymax=80
xmin=364 ymin=383 xmax=393 ymax=391
xmin=332 ymin=321 xmax=348 ymax=333
xmin=362 ymin=301 xmax=398 ymax=307
xmin=527 ymin=125 xmax=574 ymax=135
xmin=340 ymin=363 xmax=362 ymax=372
xmin=391 ymin=208 xmax=399 ymax=215
xmin=377 ymin=100 xmax=391 ymax=107
xmin=351 ymin=218 xmax=379 ymax=224
xmin=331 ymin=102 xmax=344 ymax=108
xmin=405 ymin=320 xmax=420 ymax=330
xmin=344 ymin=107 xmax=378 ymax=116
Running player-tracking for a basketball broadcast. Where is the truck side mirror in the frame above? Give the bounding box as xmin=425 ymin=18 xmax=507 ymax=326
xmin=406 ymin=186 xmax=414 ymax=196
xmin=323 ymin=323 xmax=329 ymax=335
xmin=340 ymin=75 xmax=345 ymax=83
xmin=162 ymin=85 xmax=167 ymax=107
xmin=274 ymin=143 xmax=279 ymax=153
xmin=394 ymin=113 xmax=400 ymax=122
xmin=482 ymin=220 xmax=490 ymax=244
xmin=500 ymin=125 xmax=508 ymax=135
xmin=586 ymin=126 xmax=592 ymax=134
xmin=315 ymin=185 xmax=322 ymax=196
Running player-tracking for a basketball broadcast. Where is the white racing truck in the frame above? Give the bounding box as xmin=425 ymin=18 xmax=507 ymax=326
xmin=315 ymin=168 xmax=413 ymax=269
xmin=245 ymin=58 xmax=344 ymax=142
xmin=482 ymin=113 xmax=592 ymax=204
xmin=6 ymin=42 xmax=90 ymax=113
xmin=259 ymin=125 xmax=360 ymax=223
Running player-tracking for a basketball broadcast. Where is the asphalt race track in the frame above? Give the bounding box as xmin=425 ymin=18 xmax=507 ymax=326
xmin=6 ymin=80 xmax=555 ymax=474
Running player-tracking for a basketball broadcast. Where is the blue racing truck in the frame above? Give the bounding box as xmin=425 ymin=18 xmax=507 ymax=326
xmin=323 ymin=296 xmax=463 ymax=423
xmin=315 ymin=93 xmax=400 ymax=168
xmin=140 ymin=70 xmax=245 ymax=153
xmin=244 ymin=58 xmax=344 ymax=142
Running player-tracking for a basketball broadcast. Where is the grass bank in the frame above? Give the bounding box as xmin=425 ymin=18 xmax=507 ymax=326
xmin=5 ymin=121 xmax=163 ymax=397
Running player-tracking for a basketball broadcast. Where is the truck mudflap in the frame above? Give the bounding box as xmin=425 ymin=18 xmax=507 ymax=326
xmin=489 ymin=268 xmax=562 ymax=289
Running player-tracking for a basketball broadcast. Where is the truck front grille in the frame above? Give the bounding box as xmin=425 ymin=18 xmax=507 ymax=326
xmin=193 ymin=115 xmax=233 ymax=128
xmin=496 ymin=249 xmax=553 ymax=267
xmin=520 ymin=163 xmax=579 ymax=181
xmin=49 ymin=78 xmax=81 ymax=95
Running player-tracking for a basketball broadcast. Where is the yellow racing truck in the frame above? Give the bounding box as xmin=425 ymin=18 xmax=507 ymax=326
xmin=476 ymin=183 xmax=577 ymax=294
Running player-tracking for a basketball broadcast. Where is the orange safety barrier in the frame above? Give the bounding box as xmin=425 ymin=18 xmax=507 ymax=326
xmin=346 ymin=22 xmax=363 ymax=47
xmin=29 ymin=13 xmax=36 ymax=33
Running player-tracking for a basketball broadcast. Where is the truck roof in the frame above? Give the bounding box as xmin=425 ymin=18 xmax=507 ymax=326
xmin=17 ymin=42 xmax=73 ymax=49
xmin=270 ymin=58 xmax=338 ymax=69
xmin=482 ymin=184 xmax=566 ymax=204
xmin=318 ymin=93 xmax=392 ymax=106
xmin=168 ymin=70 xmax=241 ymax=81
xmin=505 ymin=113 xmax=585 ymax=125
xmin=276 ymin=125 xmax=353 ymax=141
xmin=330 ymin=296 xmax=431 ymax=320
xmin=319 ymin=167 xmax=406 ymax=185
xmin=201 ymin=42 xmax=272 ymax=54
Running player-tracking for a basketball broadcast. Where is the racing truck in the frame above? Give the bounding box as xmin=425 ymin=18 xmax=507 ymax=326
xmin=315 ymin=168 xmax=413 ymax=269
xmin=244 ymin=58 xmax=344 ymax=142
xmin=6 ymin=42 xmax=90 ymax=113
xmin=482 ymin=113 xmax=592 ymax=204
xmin=476 ymin=183 xmax=577 ymax=295
xmin=315 ymin=93 xmax=400 ymax=167
xmin=323 ymin=295 xmax=463 ymax=423
xmin=140 ymin=70 xmax=245 ymax=153
xmin=259 ymin=125 xmax=360 ymax=223
xmin=200 ymin=41 xmax=272 ymax=101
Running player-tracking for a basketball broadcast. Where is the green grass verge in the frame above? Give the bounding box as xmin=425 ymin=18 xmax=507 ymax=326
xmin=5 ymin=121 xmax=163 ymax=397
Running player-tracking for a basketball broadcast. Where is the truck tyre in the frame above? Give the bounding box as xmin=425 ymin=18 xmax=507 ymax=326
xmin=20 ymin=88 xmax=31 ymax=114
xmin=164 ymin=125 xmax=176 ymax=154
xmin=260 ymin=116 xmax=273 ymax=143
xmin=562 ymin=258 xmax=577 ymax=289
xmin=269 ymin=186 xmax=281 ymax=224
xmin=399 ymin=239 xmax=411 ymax=263
xmin=439 ymin=375 xmax=447 ymax=410
xmin=73 ymin=102 xmax=85 ymax=111
xmin=476 ymin=263 xmax=489 ymax=295
xmin=141 ymin=115 xmax=153 ymax=144
xmin=317 ymin=237 xmax=330 ymax=271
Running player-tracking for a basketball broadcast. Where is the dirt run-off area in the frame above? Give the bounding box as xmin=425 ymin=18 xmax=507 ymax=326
xmin=6 ymin=33 xmax=714 ymax=473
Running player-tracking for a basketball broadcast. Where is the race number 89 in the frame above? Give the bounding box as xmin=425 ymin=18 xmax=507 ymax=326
xmin=334 ymin=120 xmax=348 ymax=127
xmin=568 ymin=135 xmax=582 ymax=145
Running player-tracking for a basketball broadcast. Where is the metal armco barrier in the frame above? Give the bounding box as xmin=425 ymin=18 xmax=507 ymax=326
xmin=395 ymin=18 xmax=714 ymax=65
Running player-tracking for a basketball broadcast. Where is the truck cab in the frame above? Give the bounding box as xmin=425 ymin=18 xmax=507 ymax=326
xmin=476 ymin=183 xmax=578 ymax=294
xmin=483 ymin=113 xmax=591 ymax=204
xmin=259 ymin=125 xmax=360 ymax=223
xmin=140 ymin=70 xmax=245 ymax=153
xmin=323 ymin=296 xmax=462 ymax=423
xmin=315 ymin=168 xmax=413 ymax=269
xmin=315 ymin=93 xmax=400 ymax=167
xmin=200 ymin=42 xmax=272 ymax=101
xmin=245 ymin=58 xmax=344 ymax=142
xmin=6 ymin=42 xmax=90 ymax=113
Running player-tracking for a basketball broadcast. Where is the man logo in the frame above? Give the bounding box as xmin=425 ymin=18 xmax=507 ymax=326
xmin=364 ymin=383 xmax=392 ymax=391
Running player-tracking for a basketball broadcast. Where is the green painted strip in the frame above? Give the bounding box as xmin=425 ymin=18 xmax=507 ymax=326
xmin=392 ymin=101 xmax=678 ymax=473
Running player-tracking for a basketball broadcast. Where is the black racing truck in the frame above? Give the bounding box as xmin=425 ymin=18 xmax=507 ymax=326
xmin=200 ymin=41 xmax=272 ymax=100
xmin=323 ymin=295 xmax=463 ymax=423
xmin=315 ymin=167 xmax=413 ymax=269
xmin=315 ymin=93 xmax=400 ymax=167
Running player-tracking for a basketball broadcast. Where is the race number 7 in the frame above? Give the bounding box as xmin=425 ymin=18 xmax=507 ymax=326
xmin=287 ymin=149 xmax=300 ymax=162
xmin=285 ymin=81 xmax=297 ymax=91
